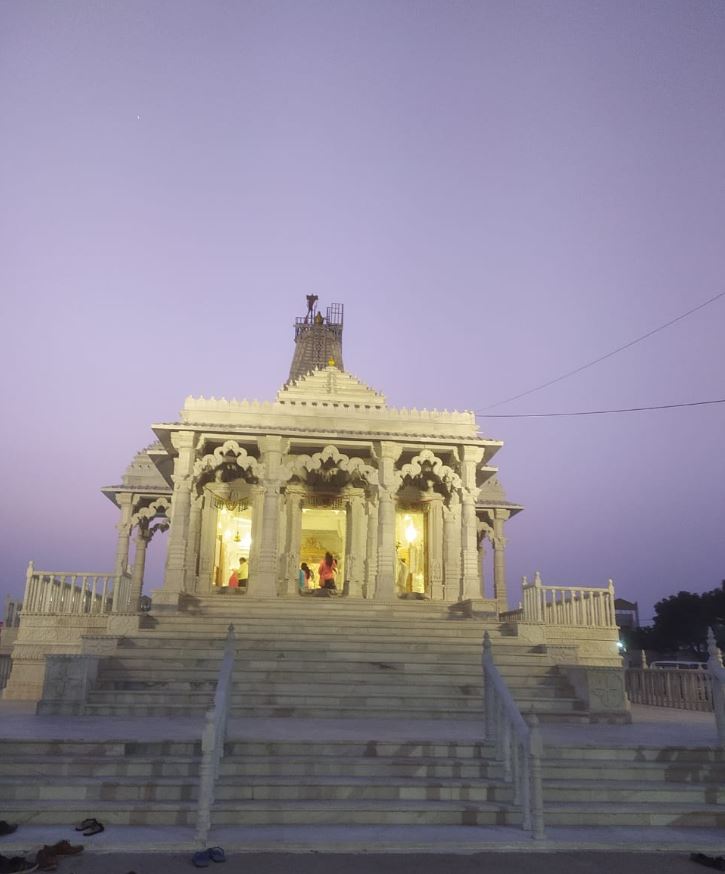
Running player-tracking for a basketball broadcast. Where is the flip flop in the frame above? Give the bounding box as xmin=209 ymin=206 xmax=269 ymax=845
xmin=208 ymin=847 xmax=226 ymax=863
xmin=74 ymin=818 xmax=97 ymax=832
xmin=81 ymin=821 xmax=104 ymax=837
xmin=192 ymin=851 xmax=211 ymax=868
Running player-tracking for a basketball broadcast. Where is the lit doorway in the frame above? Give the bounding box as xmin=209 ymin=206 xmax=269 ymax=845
xmin=300 ymin=506 xmax=346 ymax=588
xmin=395 ymin=510 xmax=426 ymax=596
xmin=213 ymin=506 xmax=252 ymax=589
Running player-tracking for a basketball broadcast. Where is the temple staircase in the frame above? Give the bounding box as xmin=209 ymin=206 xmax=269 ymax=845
xmin=63 ymin=598 xmax=586 ymax=721
xmin=3 ymin=599 xmax=724 ymax=838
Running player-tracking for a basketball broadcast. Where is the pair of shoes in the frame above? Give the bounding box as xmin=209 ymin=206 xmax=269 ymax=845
xmin=43 ymin=842 xmax=83 ymax=857
xmin=0 ymin=857 xmax=38 ymax=874
xmin=0 ymin=823 xmax=17 ymax=837
xmin=690 ymin=854 xmax=725 ymax=871
xmin=74 ymin=818 xmax=103 ymax=837
xmin=192 ymin=847 xmax=226 ymax=867
xmin=34 ymin=848 xmax=56 ymax=872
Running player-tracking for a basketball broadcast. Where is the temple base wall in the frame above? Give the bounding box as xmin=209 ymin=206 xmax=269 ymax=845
xmin=1 ymin=613 xmax=139 ymax=701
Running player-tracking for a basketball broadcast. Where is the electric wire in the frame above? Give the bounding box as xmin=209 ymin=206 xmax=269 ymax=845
xmin=477 ymin=398 xmax=725 ymax=418
xmin=481 ymin=290 xmax=725 ymax=411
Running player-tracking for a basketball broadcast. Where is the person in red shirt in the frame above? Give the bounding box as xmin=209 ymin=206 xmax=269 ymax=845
xmin=318 ymin=552 xmax=338 ymax=590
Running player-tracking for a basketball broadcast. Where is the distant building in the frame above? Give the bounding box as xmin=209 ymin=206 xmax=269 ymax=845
xmin=615 ymin=598 xmax=640 ymax=629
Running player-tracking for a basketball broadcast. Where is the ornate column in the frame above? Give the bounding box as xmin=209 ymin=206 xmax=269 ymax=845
xmin=247 ymin=484 xmax=265 ymax=582
xmin=460 ymin=446 xmax=484 ymax=600
xmin=365 ymin=492 xmax=378 ymax=599
xmin=184 ymin=491 xmax=203 ymax=593
xmin=287 ymin=487 xmax=304 ymax=590
xmin=198 ymin=490 xmax=221 ymax=591
xmin=113 ymin=492 xmax=134 ymax=577
xmin=129 ymin=526 xmax=151 ymax=608
xmin=442 ymin=494 xmax=462 ymax=602
xmin=492 ymin=508 xmax=511 ymax=611
xmin=158 ymin=431 xmax=198 ymax=608
xmin=248 ymin=435 xmax=284 ymax=598
xmin=426 ymin=495 xmax=444 ymax=600
xmin=276 ymin=492 xmax=290 ymax=597
xmin=374 ymin=441 xmax=401 ymax=601
xmin=346 ymin=489 xmax=366 ymax=598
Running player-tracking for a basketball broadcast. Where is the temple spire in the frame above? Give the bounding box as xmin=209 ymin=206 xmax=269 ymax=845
xmin=288 ymin=298 xmax=345 ymax=382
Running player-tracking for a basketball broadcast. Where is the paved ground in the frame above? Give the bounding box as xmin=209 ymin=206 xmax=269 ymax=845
xmin=0 ymin=850 xmax=719 ymax=874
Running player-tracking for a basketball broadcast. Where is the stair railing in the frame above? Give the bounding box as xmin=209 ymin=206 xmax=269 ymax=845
xmin=482 ymin=630 xmax=545 ymax=839
xmin=196 ymin=624 xmax=236 ymax=845
xmin=707 ymin=628 xmax=725 ymax=747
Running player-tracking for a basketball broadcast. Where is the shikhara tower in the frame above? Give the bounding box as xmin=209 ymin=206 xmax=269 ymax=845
xmin=104 ymin=299 xmax=522 ymax=611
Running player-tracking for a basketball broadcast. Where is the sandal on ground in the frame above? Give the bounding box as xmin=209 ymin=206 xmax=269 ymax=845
xmin=192 ymin=851 xmax=211 ymax=868
xmin=0 ymin=822 xmax=18 ymax=837
xmin=208 ymin=847 xmax=226 ymax=863
xmin=81 ymin=821 xmax=104 ymax=837
xmin=74 ymin=818 xmax=97 ymax=832
xmin=43 ymin=841 xmax=83 ymax=857
xmin=34 ymin=849 xmax=57 ymax=872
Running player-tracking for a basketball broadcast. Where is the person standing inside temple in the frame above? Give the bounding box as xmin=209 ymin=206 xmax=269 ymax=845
xmin=318 ymin=552 xmax=337 ymax=591
xmin=238 ymin=557 xmax=249 ymax=590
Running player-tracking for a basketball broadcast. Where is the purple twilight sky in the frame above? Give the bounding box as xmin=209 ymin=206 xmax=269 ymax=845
xmin=1 ymin=0 xmax=723 ymax=623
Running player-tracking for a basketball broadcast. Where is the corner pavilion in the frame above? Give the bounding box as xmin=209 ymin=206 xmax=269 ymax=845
xmin=106 ymin=300 xmax=522 ymax=613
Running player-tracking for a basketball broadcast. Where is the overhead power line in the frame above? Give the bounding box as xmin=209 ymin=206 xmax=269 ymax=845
xmin=478 ymin=398 xmax=725 ymax=418
xmin=482 ymin=290 xmax=725 ymax=411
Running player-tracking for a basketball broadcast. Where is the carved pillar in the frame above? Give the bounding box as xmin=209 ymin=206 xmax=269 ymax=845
xmin=184 ymin=492 xmax=203 ymax=593
xmin=493 ymin=509 xmax=511 ymax=611
xmin=374 ymin=441 xmax=401 ymax=601
xmin=427 ymin=495 xmax=444 ymax=600
xmin=442 ymin=495 xmax=461 ymax=602
xmin=276 ymin=492 xmax=290 ymax=598
xmin=460 ymin=447 xmax=484 ymax=600
xmin=113 ymin=492 xmax=134 ymax=577
xmin=477 ymin=526 xmax=488 ymax=598
xmin=198 ymin=490 xmax=221 ymax=592
xmin=280 ymin=487 xmax=303 ymax=596
xmin=158 ymin=431 xmax=197 ymax=607
xmin=365 ymin=492 xmax=378 ymax=599
xmin=247 ymin=484 xmax=265 ymax=582
xmin=248 ymin=435 xmax=284 ymax=598
xmin=346 ymin=490 xmax=365 ymax=598
xmin=129 ymin=527 xmax=151 ymax=608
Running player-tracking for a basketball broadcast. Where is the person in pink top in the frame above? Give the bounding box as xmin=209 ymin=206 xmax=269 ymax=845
xmin=318 ymin=552 xmax=338 ymax=590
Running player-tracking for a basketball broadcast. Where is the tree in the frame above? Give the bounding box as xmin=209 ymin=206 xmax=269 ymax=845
xmin=644 ymin=587 xmax=725 ymax=658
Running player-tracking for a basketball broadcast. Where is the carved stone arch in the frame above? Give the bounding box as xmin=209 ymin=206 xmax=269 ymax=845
xmin=131 ymin=497 xmax=171 ymax=539
xmin=282 ymin=444 xmax=378 ymax=489
xmin=131 ymin=497 xmax=170 ymax=527
xmin=194 ymin=440 xmax=262 ymax=491
xmin=394 ymin=449 xmax=462 ymax=499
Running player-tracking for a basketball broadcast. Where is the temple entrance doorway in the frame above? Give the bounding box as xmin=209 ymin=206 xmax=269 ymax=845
xmin=213 ymin=506 xmax=252 ymax=589
xmin=395 ymin=509 xmax=427 ymax=596
xmin=300 ymin=506 xmax=346 ymax=589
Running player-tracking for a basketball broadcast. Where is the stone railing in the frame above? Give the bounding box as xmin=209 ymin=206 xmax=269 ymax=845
xmin=521 ymin=572 xmax=616 ymax=628
xmin=707 ymin=629 xmax=725 ymax=747
xmin=626 ymin=665 xmax=712 ymax=712
xmin=482 ymin=630 xmax=545 ymax=839
xmin=196 ymin=624 xmax=237 ymax=845
xmin=22 ymin=562 xmax=133 ymax=615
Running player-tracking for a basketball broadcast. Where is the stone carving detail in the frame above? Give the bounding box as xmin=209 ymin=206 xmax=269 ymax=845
xmin=131 ymin=497 xmax=170 ymax=528
xmin=194 ymin=441 xmax=262 ymax=487
xmin=589 ymin=670 xmax=626 ymax=710
xmin=394 ymin=449 xmax=462 ymax=499
xmin=282 ymin=445 xmax=378 ymax=488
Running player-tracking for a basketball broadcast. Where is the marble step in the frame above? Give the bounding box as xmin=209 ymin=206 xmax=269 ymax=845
xmin=541 ymin=802 xmax=725 ymax=828
xmin=545 ymin=746 xmax=725 ymax=763
xmin=1 ymin=798 xmax=521 ymax=827
xmin=542 ymin=761 xmax=725 ymax=781
xmin=542 ymin=779 xmax=725 ymax=804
